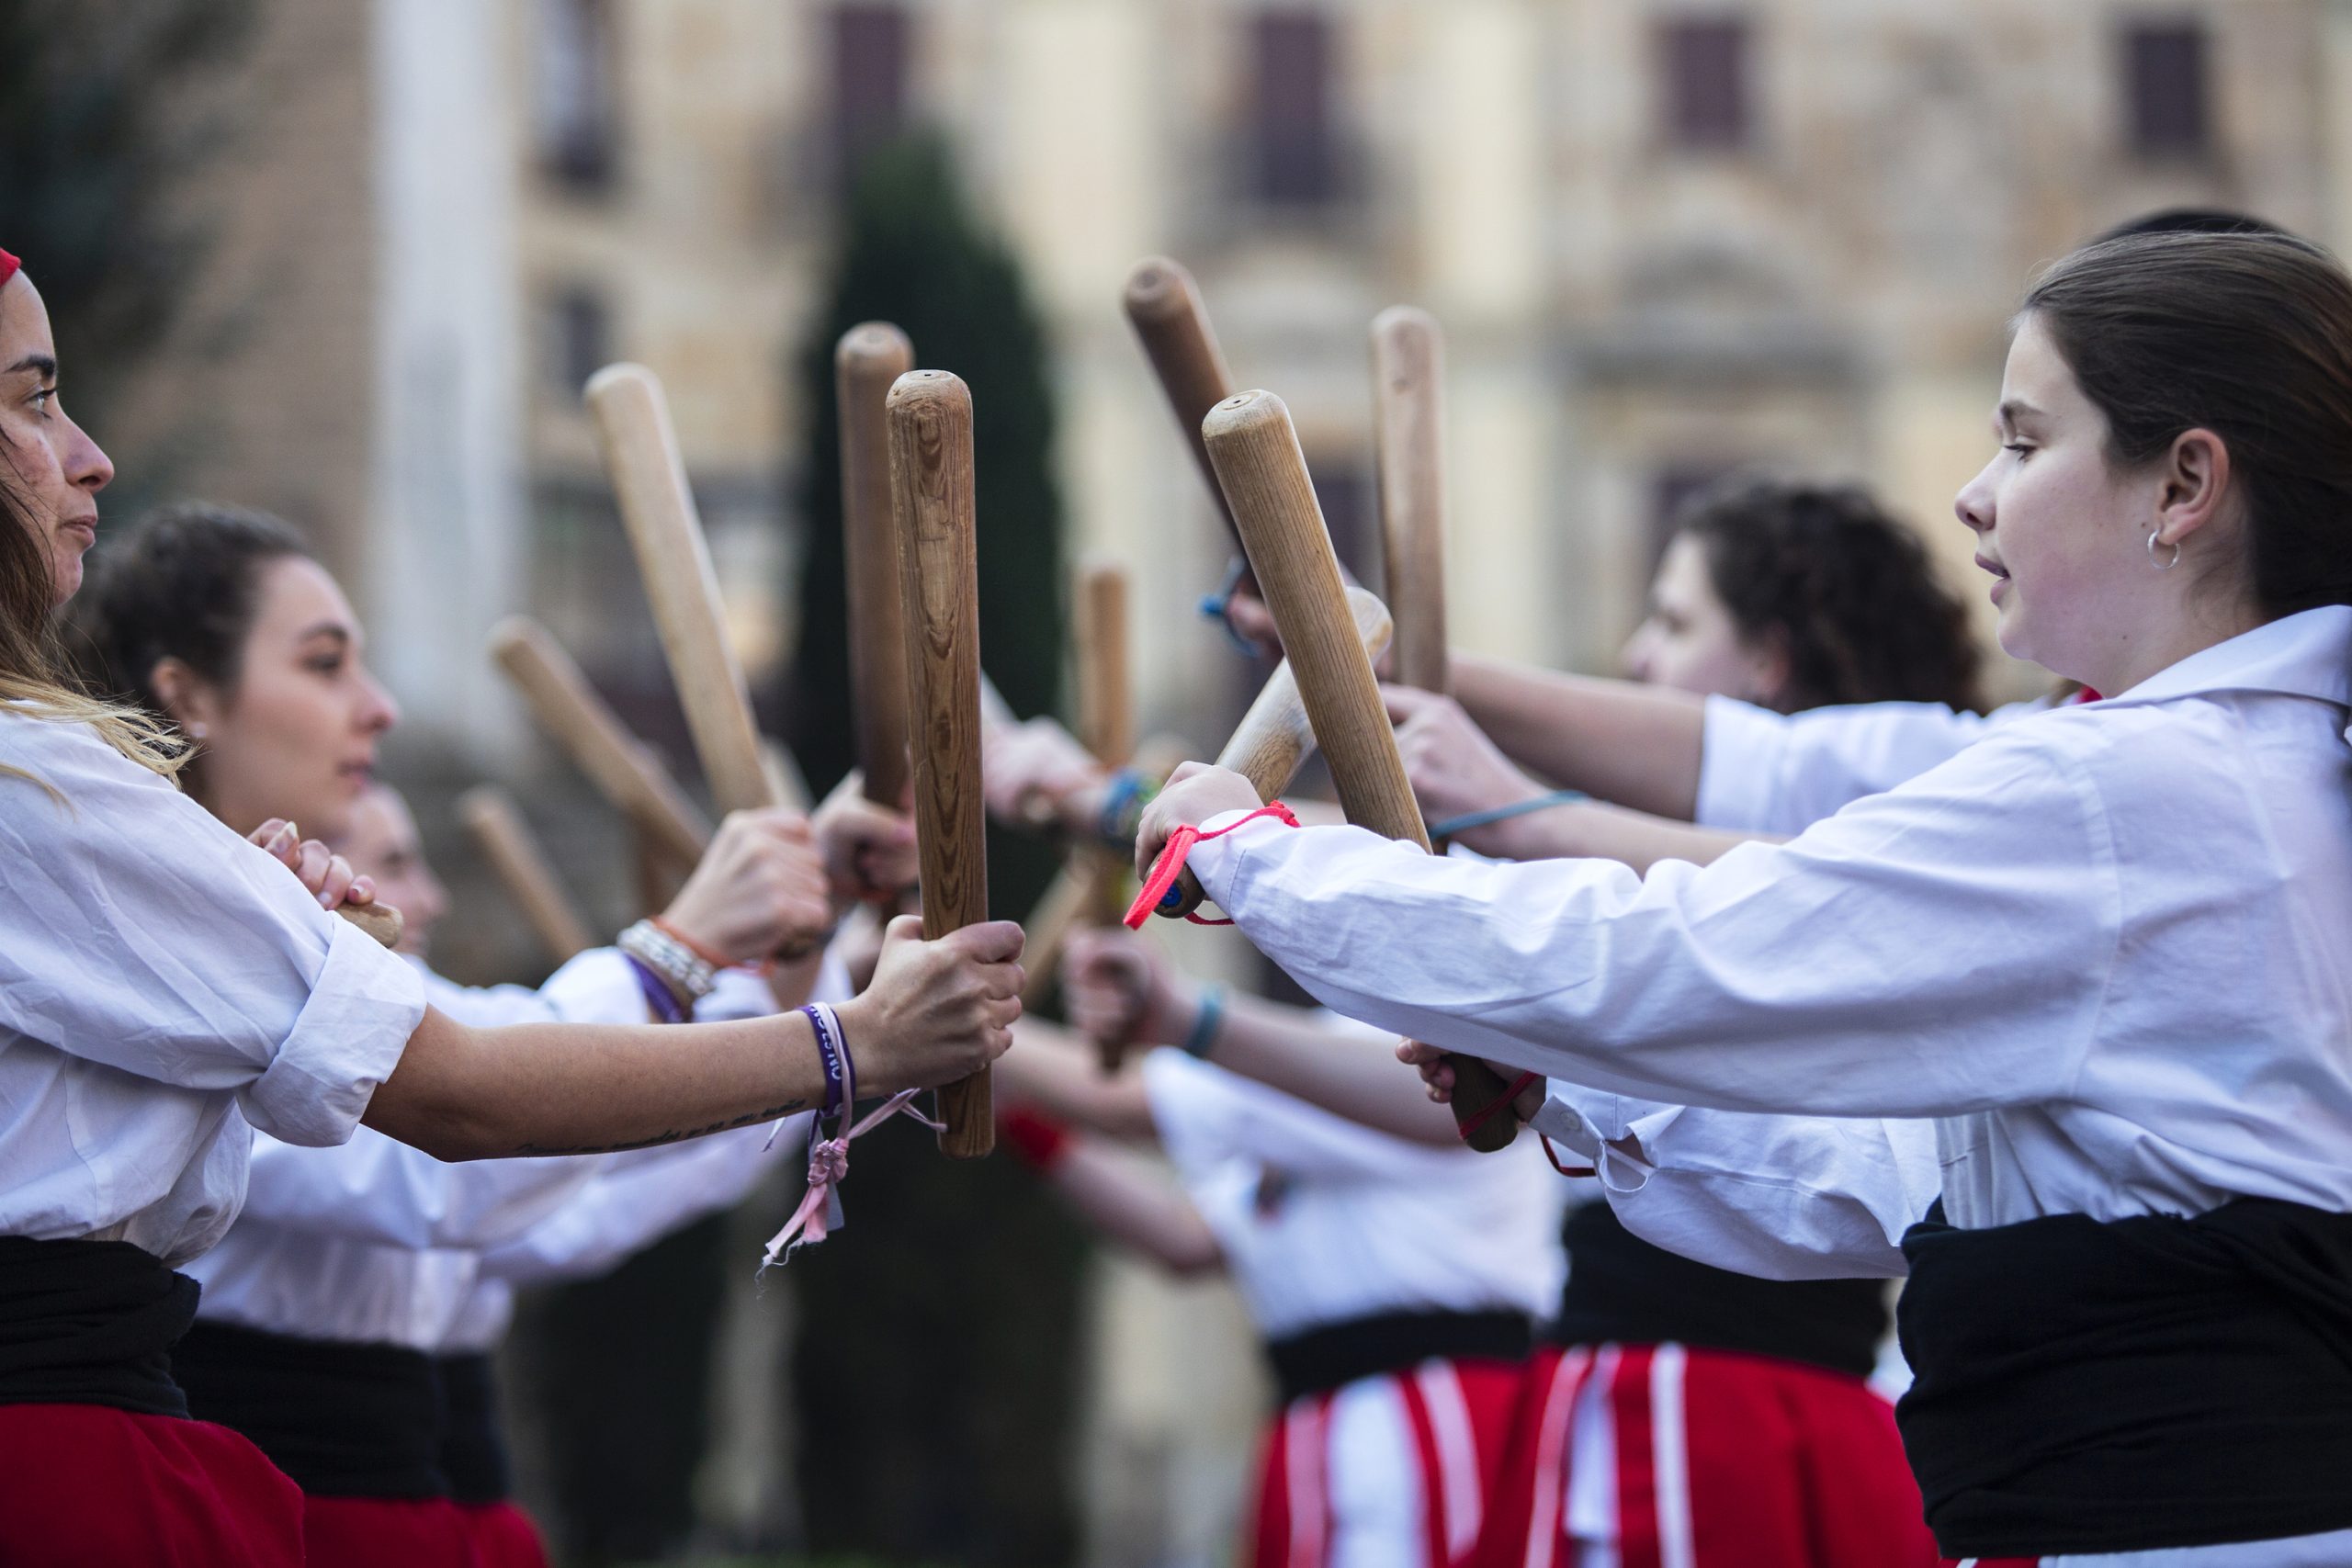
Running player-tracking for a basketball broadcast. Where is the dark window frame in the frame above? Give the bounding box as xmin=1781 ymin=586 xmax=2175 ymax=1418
xmin=1657 ymin=15 xmax=1754 ymax=154
xmin=2120 ymin=17 xmax=2213 ymax=161
xmin=830 ymin=2 xmax=911 ymax=190
xmin=536 ymin=0 xmax=619 ymax=191
xmin=1242 ymin=7 xmax=1348 ymax=209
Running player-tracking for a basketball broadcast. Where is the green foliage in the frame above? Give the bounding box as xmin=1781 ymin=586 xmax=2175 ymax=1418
xmin=783 ymin=135 xmax=1086 ymax=1568
xmin=0 ymin=0 xmax=254 ymax=505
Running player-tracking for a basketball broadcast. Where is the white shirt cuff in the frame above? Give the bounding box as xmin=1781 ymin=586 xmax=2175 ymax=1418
xmin=1185 ymin=808 xmax=1299 ymax=910
xmin=241 ymin=916 xmax=427 ymax=1146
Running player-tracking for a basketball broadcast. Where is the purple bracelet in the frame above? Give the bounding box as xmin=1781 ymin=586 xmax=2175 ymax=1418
xmin=627 ymin=954 xmax=688 ymax=1024
xmin=804 ymin=1003 xmax=851 ymax=1120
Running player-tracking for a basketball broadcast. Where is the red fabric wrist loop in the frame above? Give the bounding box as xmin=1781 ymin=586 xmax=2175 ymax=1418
xmin=1454 ymin=1068 xmax=1539 ymax=1144
xmin=0 ymin=250 xmax=20 ymax=290
xmin=650 ymin=915 xmax=735 ymax=971
xmin=1541 ymin=1135 xmax=1597 ymax=1179
xmin=1000 ymin=1107 xmax=1073 ymax=1171
xmin=1123 ymin=801 xmax=1299 ymax=930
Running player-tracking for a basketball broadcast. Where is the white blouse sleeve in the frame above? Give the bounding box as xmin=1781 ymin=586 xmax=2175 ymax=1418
xmin=1189 ymin=721 xmax=2112 ymax=1122
xmin=1694 ymin=694 xmax=2019 ymax=834
xmin=0 ymin=717 xmax=423 ymax=1146
xmin=1532 ymin=1086 xmax=1939 ymax=1280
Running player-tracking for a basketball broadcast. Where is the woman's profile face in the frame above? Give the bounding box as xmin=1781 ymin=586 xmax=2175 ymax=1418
xmin=1620 ymin=532 xmax=1786 ymax=705
xmin=0 ymin=274 xmax=115 ymax=605
xmin=168 ymin=556 xmax=401 ymax=840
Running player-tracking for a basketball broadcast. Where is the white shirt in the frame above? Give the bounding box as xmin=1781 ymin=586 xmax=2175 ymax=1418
xmin=1190 ymin=607 xmax=2352 ymax=1273
xmin=0 ymin=713 xmax=424 ymax=1265
xmin=1143 ymin=1048 xmax=1566 ymax=1340
xmin=1693 ymin=693 xmax=2036 ymax=836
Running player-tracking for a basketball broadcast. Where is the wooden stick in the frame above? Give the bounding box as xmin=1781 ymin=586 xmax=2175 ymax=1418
xmin=1371 ymin=307 xmax=1452 ymax=695
xmin=489 ymin=615 xmax=712 ymax=870
xmin=585 ymin=363 xmax=774 ymax=818
xmin=336 ymin=902 xmax=404 ymax=949
xmin=458 ymin=785 xmax=596 ymax=962
xmin=1017 ymin=858 xmax=1102 ymax=1010
xmin=1204 ymin=389 xmax=1521 ymax=1151
xmin=1074 ymin=558 xmax=1136 ymax=772
xmin=888 ymin=368 xmax=992 ymax=1158
xmin=1122 ymin=257 xmax=1241 ymax=547
xmin=838 ymin=321 xmax=917 ymax=809
xmin=1155 ymin=586 xmax=1390 ymax=920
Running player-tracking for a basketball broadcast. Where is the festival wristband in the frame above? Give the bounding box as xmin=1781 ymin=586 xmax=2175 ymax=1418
xmin=625 ymin=954 xmax=689 ymax=1023
xmin=804 ymin=1002 xmax=849 ymax=1119
xmin=619 ymin=919 xmax=718 ymax=1002
xmin=1426 ymin=787 xmax=1589 ymax=843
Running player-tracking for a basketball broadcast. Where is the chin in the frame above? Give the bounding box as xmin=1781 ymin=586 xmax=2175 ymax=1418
xmin=47 ymin=558 xmax=82 ymax=607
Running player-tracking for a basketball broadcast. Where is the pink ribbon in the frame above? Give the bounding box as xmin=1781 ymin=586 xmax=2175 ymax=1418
xmin=760 ymin=1089 xmax=943 ymax=1268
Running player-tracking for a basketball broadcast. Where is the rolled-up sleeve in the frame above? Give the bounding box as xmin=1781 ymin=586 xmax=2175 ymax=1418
xmin=1695 ymin=694 xmax=2010 ymax=834
xmin=0 ymin=719 xmax=423 ymax=1145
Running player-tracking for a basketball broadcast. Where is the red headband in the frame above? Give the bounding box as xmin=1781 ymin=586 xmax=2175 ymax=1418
xmin=0 ymin=250 xmax=17 ymax=289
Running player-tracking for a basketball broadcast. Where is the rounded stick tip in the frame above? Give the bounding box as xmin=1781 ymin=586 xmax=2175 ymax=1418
xmin=485 ymin=615 xmax=535 ymax=657
xmin=582 ymin=360 xmax=657 ymax=402
xmin=836 ymin=321 xmax=914 ymax=369
xmin=1201 ymin=388 xmax=1289 ymax=440
xmin=1371 ymin=304 xmax=1439 ymax=340
xmin=1122 ymin=255 xmax=1199 ymax=320
xmin=885 ymin=367 xmax=970 ymax=415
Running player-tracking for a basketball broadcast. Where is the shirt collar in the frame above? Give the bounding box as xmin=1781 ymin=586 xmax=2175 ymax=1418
xmin=2098 ymin=604 xmax=2352 ymax=714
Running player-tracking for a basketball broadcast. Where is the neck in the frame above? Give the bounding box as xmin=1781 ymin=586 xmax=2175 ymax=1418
xmin=2086 ymin=596 xmax=2267 ymax=697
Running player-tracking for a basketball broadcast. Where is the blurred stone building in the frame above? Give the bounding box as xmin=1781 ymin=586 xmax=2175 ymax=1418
xmin=96 ymin=1 xmax=2352 ymax=1563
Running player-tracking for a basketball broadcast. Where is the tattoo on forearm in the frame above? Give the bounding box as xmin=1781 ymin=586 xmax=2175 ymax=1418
xmin=512 ymin=1099 xmax=809 ymax=1157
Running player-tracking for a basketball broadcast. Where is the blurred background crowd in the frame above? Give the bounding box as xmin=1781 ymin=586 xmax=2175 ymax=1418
xmin=8 ymin=2 xmax=2350 ymax=1563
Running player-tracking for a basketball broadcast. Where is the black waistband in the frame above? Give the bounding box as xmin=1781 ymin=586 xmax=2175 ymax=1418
xmin=1266 ymin=1308 xmax=1531 ymax=1404
xmin=0 ymin=1235 xmax=198 ymax=1416
xmin=1896 ymin=1197 xmax=2352 ymax=1558
xmin=1548 ymin=1202 xmax=1886 ymax=1378
xmin=433 ymin=1352 xmax=511 ymax=1506
xmin=173 ymin=1320 xmax=449 ymax=1499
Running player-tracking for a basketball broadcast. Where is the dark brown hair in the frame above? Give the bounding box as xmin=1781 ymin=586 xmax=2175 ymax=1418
xmin=2023 ymin=231 xmax=2352 ymax=619
xmin=1676 ymin=480 xmax=1983 ymax=713
xmin=64 ymin=502 xmax=311 ymax=732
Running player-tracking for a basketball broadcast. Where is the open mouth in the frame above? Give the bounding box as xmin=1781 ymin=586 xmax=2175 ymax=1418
xmin=1973 ymin=554 xmax=2010 ymax=581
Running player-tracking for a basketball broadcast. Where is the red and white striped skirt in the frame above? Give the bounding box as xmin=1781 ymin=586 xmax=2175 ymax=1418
xmin=1245 ymin=1355 xmax=1526 ymax=1568
xmin=1477 ymin=1343 xmax=1939 ymax=1568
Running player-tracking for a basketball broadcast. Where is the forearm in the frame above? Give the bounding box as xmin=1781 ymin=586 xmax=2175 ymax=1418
xmin=1047 ymin=1139 xmax=1225 ymax=1276
xmin=363 ymin=1005 xmax=826 ymax=1161
xmin=1453 ymin=653 xmax=1706 ymax=819
xmin=995 ymin=1021 xmax=1159 ymax=1142
xmin=1481 ymin=798 xmax=1781 ymax=874
xmin=1200 ymin=992 xmax=1458 ymax=1147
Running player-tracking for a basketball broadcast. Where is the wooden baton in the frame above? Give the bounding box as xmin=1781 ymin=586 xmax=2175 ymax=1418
xmin=489 ymin=615 xmax=712 ymax=870
xmin=1122 ymin=257 xmax=1241 ymax=547
xmin=585 ymin=364 xmax=775 ymax=818
xmin=458 ymin=785 xmax=596 ymax=963
xmin=335 ymin=901 xmax=404 ymax=949
xmin=887 ymin=368 xmax=993 ymax=1158
xmin=1203 ymin=389 xmax=1521 ymax=1151
xmin=838 ymin=321 xmax=917 ymax=809
xmin=1154 ymin=585 xmax=1392 ymax=921
xmin=1371 ymin=307 xmax=1452 ymax=695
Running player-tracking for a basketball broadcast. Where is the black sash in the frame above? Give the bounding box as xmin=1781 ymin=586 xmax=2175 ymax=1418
xmin=173 ymin=1319 xmax=449 ymax=1499
xmin=0 ymin=1235 xmax=198 ymax=1416
xmin=1549 ymin=1202 xmax=1886 ymax=1378
xmin=1266 ymin=1308 xmax=1531 ymax=1404
xmin=1896 ymin=1197 xmax=2352 ymax=1558
xmin=433 ymin=1352 xmax=511 ymax=1506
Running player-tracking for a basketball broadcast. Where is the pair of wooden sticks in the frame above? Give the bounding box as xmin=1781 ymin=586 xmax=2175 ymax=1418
xmin=1119 ymin=258 xmax=1520 ymax=1152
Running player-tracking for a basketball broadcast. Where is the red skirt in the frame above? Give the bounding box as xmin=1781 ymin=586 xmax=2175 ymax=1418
xmin=458 ymin=1501 xmax=553 ymax=1568
xmin=302 ymin=1495 xmax=483 ymax=1567
xmin=0 ymin=1402 xmax=304 ymax=1567
xmin=1245 ymin=1355 xmax=1524 ymax=1568
xmin=1476 ymin=1343 xmax=1939 ymax=1568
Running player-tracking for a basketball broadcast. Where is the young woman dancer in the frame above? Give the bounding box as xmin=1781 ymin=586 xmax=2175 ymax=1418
xmin=67 ymin=503 xmax=915 ymax=1568
xmin=1139 ymin=231 xmax=2352 ymax=1566
xmin=1072 ymin=480 xmax=1970 ymax=1568
xmin=0 ymin=248 xmax=1019 ymax=1566
xmin=994 ymin=1018 xmax=1564 ymax=1568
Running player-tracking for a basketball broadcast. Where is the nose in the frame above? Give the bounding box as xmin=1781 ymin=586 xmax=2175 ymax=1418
xmin=1954 ymin=457 xmax=1998 ymax=536
xmin=356 ymin=667 xmax=401 ymax=735
xmin=1619 ymin=620 xmax=1658 ymax=682
xmin=62 ymin=412 xmax=113 ymax=497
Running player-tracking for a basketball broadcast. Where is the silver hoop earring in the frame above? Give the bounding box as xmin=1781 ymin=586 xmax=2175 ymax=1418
xmin=2148 ymin=531 xmax=2181 ymax=570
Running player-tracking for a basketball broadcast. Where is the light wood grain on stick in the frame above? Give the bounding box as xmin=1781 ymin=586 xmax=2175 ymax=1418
xmin=838 ymin=322 xmax=917 ymax=809
xmin=459 ymin=785 xmax=596 ymax=962
xmin=1371 ymin=307 xmax=1452 ymax=695
xmin=1122 ymin=256 xmax=1240 ymax=545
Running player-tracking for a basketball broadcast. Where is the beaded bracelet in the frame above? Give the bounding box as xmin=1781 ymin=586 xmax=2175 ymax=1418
xmin=618 ymin=919 xmax=718 ymax=1004
xmin=1096 ymin=766 xmax=1159 ymax=849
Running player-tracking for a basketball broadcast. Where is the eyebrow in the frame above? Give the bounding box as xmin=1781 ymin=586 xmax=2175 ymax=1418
xmin=1996 ymin=399 xmax=2045 ymax=431
xmin=295 ymin=623 xmax=353 ymax=645
xmin=5 ymin=355 xmax=56 ymax=379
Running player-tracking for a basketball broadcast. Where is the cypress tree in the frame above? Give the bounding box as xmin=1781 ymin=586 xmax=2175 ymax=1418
xmin=785 ymin=134 xmax=1087 ymax=1568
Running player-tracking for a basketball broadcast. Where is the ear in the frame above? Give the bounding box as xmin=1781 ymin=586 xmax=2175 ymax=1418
xmin=148 ymin=656 xmax=222 ymax=735
xmin=1739 ymin=628 xmax=1794 ymax=709
xmin=2154 ymin=428 xmax=2233 ymax=551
